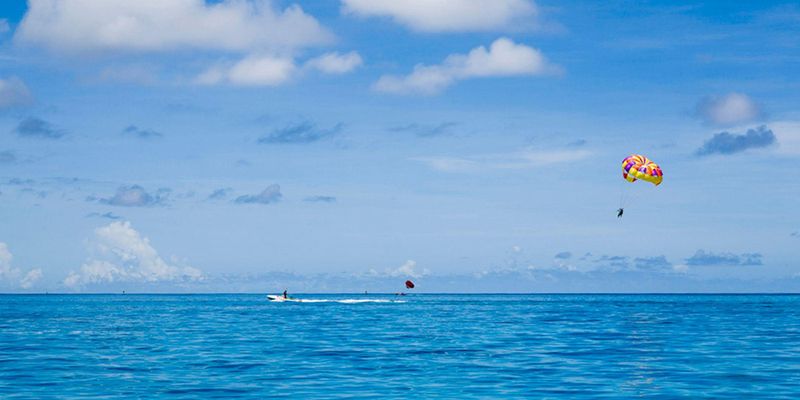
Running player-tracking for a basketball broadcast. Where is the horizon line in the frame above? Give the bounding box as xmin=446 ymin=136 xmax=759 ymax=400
xmin=2 ymin=292 xmax=799 ymax=295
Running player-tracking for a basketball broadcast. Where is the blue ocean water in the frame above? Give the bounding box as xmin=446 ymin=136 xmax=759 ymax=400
xmin=2 ymin=294 xmax=799 ymax=398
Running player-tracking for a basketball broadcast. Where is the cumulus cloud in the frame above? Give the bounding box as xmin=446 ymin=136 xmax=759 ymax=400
xmin=122 ymin=125 xmax=163 ymax=139
xmin=419 ymin=148 xmax=590 ymax=172
xmin=375 ymin=37 xmax=558 ymax=95
xmin=378 ymin=38 xmax=559 ymax=95
xmin=13 ymin=117 xmax=66 ymax=139
xmin=196 ymin=51 xmax=363 ymax=86
xmin=304 ymin=195 xmax=336 ymax=203
xmin=341 ymin=0 xmax=537 ymax=32
xmin=0 ymin=243 xmax=15 ymax=281
xmin=63 ymin=221 xmax=202 ymax=288
xmin=20 ymin=269 xmax=43 ymax=289
xmin=375 ymin=260 xmax=430 ymax=279
xmin=15 ymin=0 xmax=331 ymax=54
xmin=196 ymin=55 xmax=297 ymax=86
xmin=685 ymin=250 xmax=762 ymax=266
xmin=15 ymin=1 xmax=368 ymax=88
xmin=15 ymin=1 xmax=366 ymax=88
xmin=234 ymin=184 xmax=282 ymax=204
xmin=389 ymin=122 xmax=457 ymax=137
xmin=0 ymin=242 xmax=44 ymax=289
xmin=258 ymin=121 xmax=343 ymax=144
xmin=695 ymin=93 xmax=762 ymax=126
xmin=696 ymin=125 xmax=776 ymax=156
xmin=0 ymin=77 xmax=33 ymax=109
xmin=95 ymin=185 xmax=169 ymax=207
xmin=305 ymin=51 xmax=363 ymax=74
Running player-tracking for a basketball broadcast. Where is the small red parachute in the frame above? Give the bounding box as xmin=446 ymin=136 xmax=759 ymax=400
xmin=405 ymin=280 xmax=415 ymax=289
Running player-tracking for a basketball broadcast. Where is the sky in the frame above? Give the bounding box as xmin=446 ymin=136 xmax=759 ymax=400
xmin=1 ymin=0 xmax=799 ymax=293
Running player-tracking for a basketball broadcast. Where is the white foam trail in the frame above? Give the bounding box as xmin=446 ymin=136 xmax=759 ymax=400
xmin=298 ymin=299 xmax=406 ymax=304
xmin=268 ymin=297 xmax=405 ymax=304
xmin=335 ymin=299 xmax=405 ymax=304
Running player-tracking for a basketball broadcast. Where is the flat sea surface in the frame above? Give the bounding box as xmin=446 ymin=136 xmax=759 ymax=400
xmin=2 ymin=294 xmax=799 ymax=398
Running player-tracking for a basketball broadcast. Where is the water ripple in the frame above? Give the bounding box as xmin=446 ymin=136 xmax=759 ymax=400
xmin=1 ymin=294 xmax=800 ymax=398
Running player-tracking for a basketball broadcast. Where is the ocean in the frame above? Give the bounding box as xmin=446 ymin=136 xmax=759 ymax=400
xmin=2 ymin=294 xmax=799 ymax=398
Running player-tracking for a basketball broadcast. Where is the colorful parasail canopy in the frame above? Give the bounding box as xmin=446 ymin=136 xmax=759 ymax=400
xmin=405 ymin=280 xmax=415 ymax=289
xmin=622 ymin=154 xmax=663 ymax=186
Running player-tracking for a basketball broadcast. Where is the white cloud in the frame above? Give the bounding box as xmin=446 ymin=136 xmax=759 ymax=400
xmin=64 ymin=221 xmax=203 ymax=288
xmin=20 ymin=269 xmax=43 ymax=289
xmin=389 ymin=260 xmax=429 ymax=279
xmin=15 ymin=0 xmax=331 ymax=54
xmin=0 ymin=243 xmax=15 ymax=280
xmin=197 ymin=55 xmax=297 ymax=86
xmin=0 ymin=77 xmax=33 ymax=109
xmin=227 ymin=56 xmax=296 ymax=85
xmin=0 ymin=19 xmax=10 ymax=34
xmin=305 ymin=51 xmax=363 ymax=74
xmin=15 ymin=1 xmax=364 ymax=87
xmin=341 ymin=0 xmax=537 ymax=32
xmin=418 ymin=148 xmax=590 ymax=172
xmin=672 ymin=264 xmax=689 ymax=274
xmin=197 ymin=51 xmax=363 ymax=86
xmin=696 ymin=93 xmax=762 ymax=126
xmin=367 ymin=260 xmax=430 ymax=279
xmin=374 ymin=37 xmax=559 ymax=95
xmin=0 ymin=242 xmax=44 ymax=289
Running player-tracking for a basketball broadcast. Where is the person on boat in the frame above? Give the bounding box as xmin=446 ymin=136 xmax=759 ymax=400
xmin=617 ymin=208 xmax=624 ymax=218
xmin=283 ymin=290 xmax=288 ymax=299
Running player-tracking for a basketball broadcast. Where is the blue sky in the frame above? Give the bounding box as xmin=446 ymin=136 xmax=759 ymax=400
xmin=1 ymin=0 xmax=799 ymax=293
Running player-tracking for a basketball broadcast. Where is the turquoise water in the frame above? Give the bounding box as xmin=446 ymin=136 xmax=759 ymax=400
xmin=2 ymin=294 xmax=799 ymax=398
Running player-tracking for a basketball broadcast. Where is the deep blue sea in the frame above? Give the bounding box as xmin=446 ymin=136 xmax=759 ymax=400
xmin=2 ymin=294 xmax=799 ymax=398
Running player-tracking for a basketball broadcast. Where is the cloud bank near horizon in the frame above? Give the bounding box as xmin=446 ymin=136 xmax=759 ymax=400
xmin=63 ymin=221 xmax=202 ymax=289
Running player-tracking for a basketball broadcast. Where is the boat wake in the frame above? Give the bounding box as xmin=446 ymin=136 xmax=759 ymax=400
xmin=267 ymin=296 xmax=405 ymax=304
xmin=330 ymin=299 xmax=405 ymax=304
